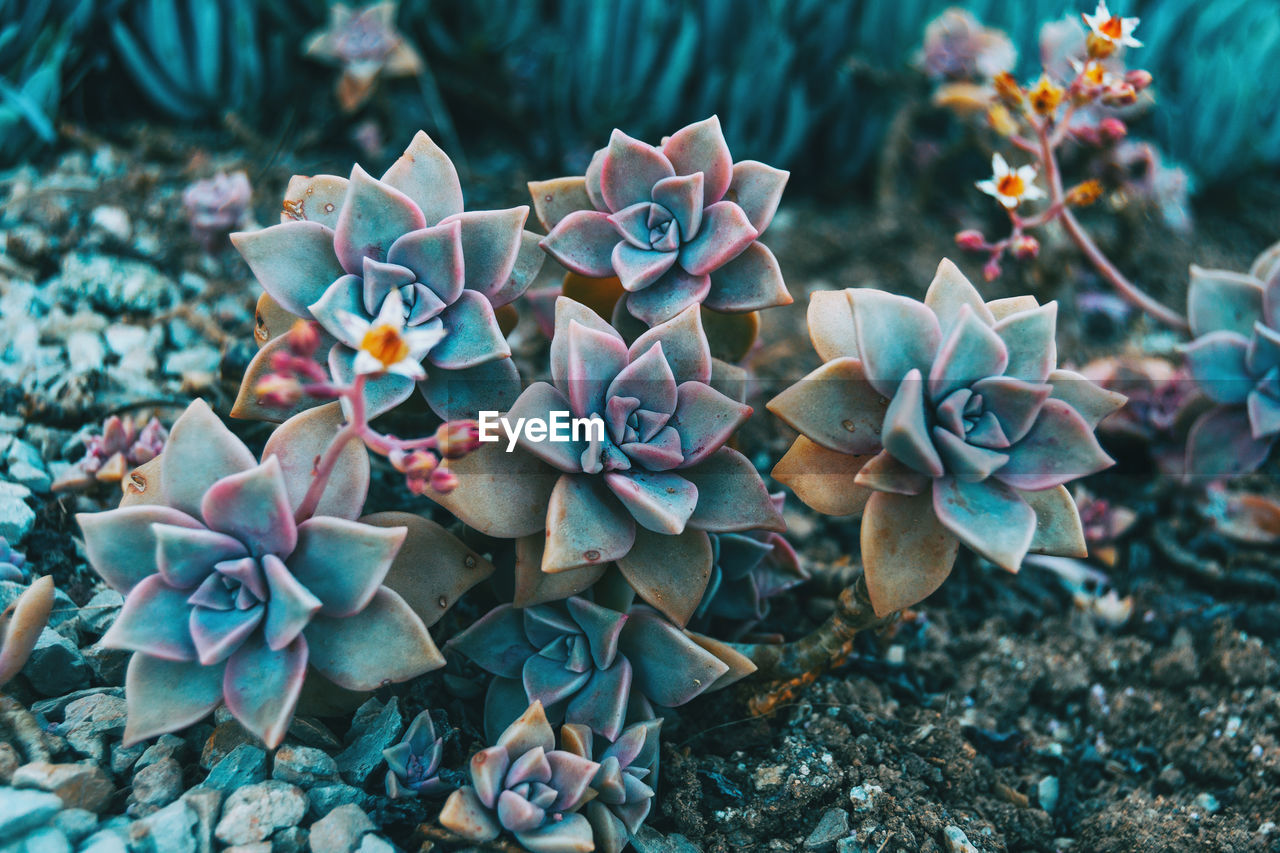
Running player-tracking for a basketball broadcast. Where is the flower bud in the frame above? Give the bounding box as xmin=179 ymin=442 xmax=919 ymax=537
xmin=1070 ymin=125 xmax=1102 ymax=147
xmin=430 ymin=466 xmax=459 ymax=494
xmin=986 ymin=104 xmax=1018 ymax=137
xmin=1012 ymin=235 xmax=1040 ymax=260
xmin=1028 ymin=75 xmax=1064 ymax=116
xmin=286 ymin=320 xmax=321 ymax=359
xmin=983 ymin=257 xmax=1002 ymax=282
xmin=1066 ymin=179 xmax=1105 ymax=208
xmin=1100 ymin=82 xmax=1136 ymax=107
xmin=255 ymin=374 xmax=303 ymax=408
xmin=955 ymin=229 xmax=987 ymax=251
xmin=1086 ymin=32 xmax=1117 ymax=59
xmin=269 ymin=350 xmax=295 ymax=373
xmin=1124 ymin=69 xmax=1152 ymax=92
xmin=392 ymin=448 xmax=438 ymax=475
xmin=992 ymin=71 xmax=1024 ymax=109
xmin=435 ymin=420 xmax=480 ymax=459
xmin=1099 ymin=117 xmax=1127 ymax=141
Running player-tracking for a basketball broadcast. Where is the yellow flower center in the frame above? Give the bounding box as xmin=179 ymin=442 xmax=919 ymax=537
xmin=361 ymin=324 xmax=410 ymax=368
xmin=1029 ymin=78 xmax=1063 ymax=115
xmin=1082 ymin=61 xmax=1106 ymax=86
xmin=997 ymin=174 xmax=1025 ymax=198
xmin=1100 ymin=15 xmax=1124 ymax=39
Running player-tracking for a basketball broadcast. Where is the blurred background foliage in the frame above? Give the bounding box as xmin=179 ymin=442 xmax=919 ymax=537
xmin=2 ymin=0 xmax=1277 ymax=191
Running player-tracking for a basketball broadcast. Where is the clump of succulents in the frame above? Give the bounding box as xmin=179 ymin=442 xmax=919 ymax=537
xmin=1182 ymin=241 xmax=1280 ymax=478
xmin=0 ymin=576 xmax=54 ymax=687
xmin=769 ymin=259 xmax=1125 ymax=616
xmin=439 ymin=700 xmax=599 ymax=852
xmin=305 ymin=0 xmax=424 ymax=113
xmin=0 ymin=536 xmax=27 ymax=583
xmin=532 ymin=116 xmax=792 ymax=327
xmin=53 ymin=414 xmax=167 ymax=492
xmin=692 ymin=494 xmax=807 ymax=638
xmin=233 ymin=131 xmax=543 ymax=421
xmin=76 ymin=399 xmax=472 ymax=747
xmin=183 ymin=171 xmax=252 ymax=252
xmin=384 ymin=708 xmax=449 ymax=798
xmin=431 ymin=296 xmax=784 ymax=625
xmin=449 ymin=596 xmax=734 ymax=741
xmin=562 ymin=719 xmax=662 ymax=853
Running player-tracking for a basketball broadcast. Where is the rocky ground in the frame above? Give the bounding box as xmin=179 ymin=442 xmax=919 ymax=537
xmin=1 ymin=131 xmax=1279 ymax=852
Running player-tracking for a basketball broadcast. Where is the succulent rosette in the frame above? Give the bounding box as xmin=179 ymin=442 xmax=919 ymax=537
xmin=429 ymin=297 xmax=784 ymax=626
xmin=439 ymin=701 xmax=600 ymax=853
xmin=562 ymin=719 xmax=662 ymax=853
xmin=232 ymin=131 xmax=544 ymax=421
xmin=1181 ymin=241 xmax=1280 ymax=478
xmin=769 ymin=259 xmax=1126 ymax=616
xmin=304 ymin=1 xmax=424 ymax=113
xmin=75 ymin=400 xmax=493 ymax=747
xmin=692 ymin=494 xmax=807 ymax=637
xmin=532 ymin=116 xmax=792 ymax=326
xmin=449 ymin=596 xmax=733 ymax=742
xmin=384 ymin=709 xmax=450 ymax=798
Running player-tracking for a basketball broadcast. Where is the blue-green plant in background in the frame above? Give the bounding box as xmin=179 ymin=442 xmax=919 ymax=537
xmin=0 ymin=0 xmax=92 ymax=164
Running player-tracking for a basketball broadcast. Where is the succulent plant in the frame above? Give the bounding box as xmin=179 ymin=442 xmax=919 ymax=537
xmin=692 ymin=494 xmax=807 ymax=637
xmin=304 ymin=1 xmax=424 ymax=113
xmin=384 ymin=708 xmax=449 ymax=798
xmin=533 ymin=116 xmax=792 ymax=326
xmin=232 ymin=131 xmax=544 ymax=422
xmin=917 ymin=7 xmax=1016 ymax=81
xmin=428 ymin=296 xmax=784 ymax=626
xmin=769 ymin=259 xmax=1126 ymax=616
xmin=53 ymin=414 xmax=168 ymax=492
xmin=439 ymin=700 xmax=600 ymax=853
xmin=108 ymin=0 xmax=277 ymax=121
xmin=449 ymin=596 xmax=734 ymax=742
xmin=561 ymin=718 xmax=662 ymax=853
xmin=0 ymin=576 xmax=54 ymax=688
xmin=183 ymin=171 xmax=252 ymax=252
xmin=1182 ymin=241 xmax=1280 ymax=478
xmin=0 ymin=0 xmax=85 ymax=165
xmin=0 ymin=536 xmax=27 ymax=583
xmin=75 ymin=399 xmax=463 ymax=747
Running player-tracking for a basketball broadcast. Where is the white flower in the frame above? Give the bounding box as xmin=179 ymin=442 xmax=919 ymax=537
xmin=1082 ymin=1 xmax=1142 ymax=48
xmin=336 ymin=293 xmax=445 ymax=381
xmin=1070 ymin=58 xmax=1119 ymax=88
xmin=976 ymin=153 xmax=1045 ymax=210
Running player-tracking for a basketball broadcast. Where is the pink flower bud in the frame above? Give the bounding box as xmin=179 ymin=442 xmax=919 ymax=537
xmin=270 ymin=350 xmax=295 ymax=373
xmin=435 ymin=420 xmax=480 ymax=459
xmin=1124 ymin=69 xmax=1152 ymax=92
xmin=1070 ymin=125 xmax=1102 ymax=147
xmin=1099 ymin=117 xmax=1127 ymax=141
xmin=286 ymin=320 xmax=321 ymax=359
xmin=983 ymin=257 xmax=1002 ymax=282
xmin=955 ymin=229 xmax=986 ymax=251
xmin=255 ymin=374 xmax=303 ymax=408
xmin=1012 ymin=235 xmax=1040 ymax=260
xmin=1100 ymin=82 xmax=1136 ymax=107
xmin=430 ymin=466 xmax=459 ymax=494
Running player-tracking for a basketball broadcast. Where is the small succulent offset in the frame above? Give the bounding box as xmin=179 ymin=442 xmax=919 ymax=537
xmin=53 ymin=414 xmax=167 ymax=492
xmin=449 ymin=596 xmax=733 ymax=741
xmin=561 ymin=719 xmax=662 ymax=853
xmin=0 ymin=536 xmax=27 ymax=583
xmin=769 ymin=260 xmax=1126 ymax=616
xmin=693 ymin=495 xmax=807 ymax=638
xmin=183 ymin=171 xmax=252 ymax=253
xmin=305 ymin=1 xmax=425 ymax=113
xmin=0 ymin=576 xmax=54 ymax=688
xmin=533 ymin=116 xmax=792 ymax=326
xmin=1182 ymin=240 xmax=1280 ymax=478
xmin=439 ymin=701 xmax=600 ymax=853
xmin=432 ymin=297 xmax=784 ymax=626
xmin=233 ymin=131 xmax=544 ymax=421
xmin=77 ymin=400 xmax=447 ymax=747
xmin=384 ymin=709 xmax=449 ymax=798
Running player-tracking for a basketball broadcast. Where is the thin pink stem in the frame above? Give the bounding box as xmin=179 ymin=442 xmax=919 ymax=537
xmin=1033 ymin=122 xmax=1188 ymax=332
xmin=294 ymin=375 xmax=366 ymax=522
